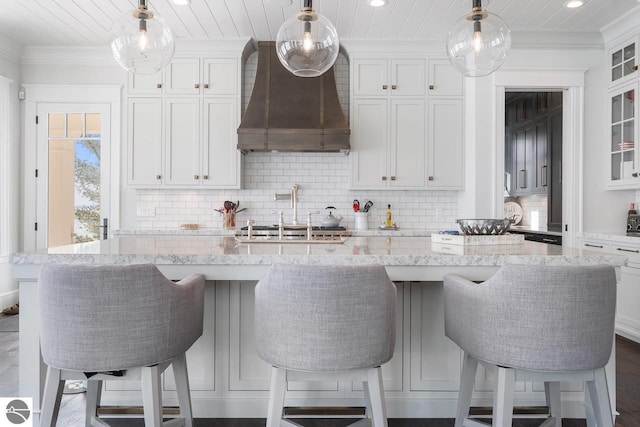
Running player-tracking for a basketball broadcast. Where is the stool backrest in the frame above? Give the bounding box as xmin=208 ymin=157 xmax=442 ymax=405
xmin=444 ymin=264 xmax=617 ymax=371
xmin=255 ymin=264 xmax=396 ymax=372
xmin=38 ymin=264 xmax=204 ymax=372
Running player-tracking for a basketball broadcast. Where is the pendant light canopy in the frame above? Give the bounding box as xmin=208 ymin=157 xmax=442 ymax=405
xmin=446 ymin=0 xmax=511 ymax=77
xmin=109 ymin=0 xmax=176 ymax=75
xmin=275 ymin=0 xmax=339 ymax=78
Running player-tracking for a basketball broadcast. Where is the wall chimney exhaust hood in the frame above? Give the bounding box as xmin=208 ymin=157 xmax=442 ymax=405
xmin=237 ymin=41 xmax=350 ymax=153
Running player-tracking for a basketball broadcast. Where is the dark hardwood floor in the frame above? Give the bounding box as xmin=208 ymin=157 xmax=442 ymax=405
xmin=1 ymin=313 xmax=639 ymax=426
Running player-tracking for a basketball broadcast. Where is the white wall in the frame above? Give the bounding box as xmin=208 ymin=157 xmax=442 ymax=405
xmin=0 ymin=34 xmax=22 ymax=309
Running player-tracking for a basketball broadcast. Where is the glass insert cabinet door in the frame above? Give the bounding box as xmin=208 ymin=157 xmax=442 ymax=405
xmin=610 ymin=40 xmax=638 ymax=86
xmin=610 ymin=85 xmax=637 ymax=183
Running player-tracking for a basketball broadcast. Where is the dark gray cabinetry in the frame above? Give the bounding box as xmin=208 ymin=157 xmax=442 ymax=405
xmin=505 ymin=92 xmax=563 ymax=231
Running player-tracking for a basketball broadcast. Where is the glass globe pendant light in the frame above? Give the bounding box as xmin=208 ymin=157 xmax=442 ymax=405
xmin=275 ymin=0 xmax=339 ymax=77
xmin=109 ymin=0 xmax=175 ymax=75
xmin=446 ymin=0 xmax=511 ymax=77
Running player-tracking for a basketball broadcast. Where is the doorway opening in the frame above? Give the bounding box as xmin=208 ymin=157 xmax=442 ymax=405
xmin=504 ymin=91 xmax=563 ymax=234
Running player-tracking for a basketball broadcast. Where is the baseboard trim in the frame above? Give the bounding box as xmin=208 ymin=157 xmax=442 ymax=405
xmin=0 ymin=289 xmax=18 ymax=310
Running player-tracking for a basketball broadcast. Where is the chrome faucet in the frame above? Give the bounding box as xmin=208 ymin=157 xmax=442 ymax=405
xmin=274 ymin=184 xmax=300 ymax=225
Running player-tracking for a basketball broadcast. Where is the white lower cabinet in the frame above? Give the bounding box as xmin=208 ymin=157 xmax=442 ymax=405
xmin=581 ymin=237 xmax=640 ymax=343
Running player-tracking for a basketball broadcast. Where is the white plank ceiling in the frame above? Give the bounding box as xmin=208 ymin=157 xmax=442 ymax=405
xmin=0 ymin=0 xmax=638 ymax=48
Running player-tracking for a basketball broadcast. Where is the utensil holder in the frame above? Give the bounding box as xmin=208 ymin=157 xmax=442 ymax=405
xmin=223 ymin=212 xmax=236 ymax=229
xmin=354 ymin=212 xmax=368 ymax=230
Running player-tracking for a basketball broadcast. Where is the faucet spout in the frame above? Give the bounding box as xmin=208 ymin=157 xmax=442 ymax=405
xmin=274 ymin=184 xmax=300 ymax=226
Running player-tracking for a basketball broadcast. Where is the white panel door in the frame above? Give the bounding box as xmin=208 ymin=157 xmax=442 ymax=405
xmin=391 ymin=59 xmax=425 ymax=96
xmin=428 ymin=59 xmax=464 ymax=97
xmin=390 ymin=99 xmax=426 ymax=188
xmin=203 ymin=98 xmax=241 ymax=188
xmin=352 ymin=59 xmax=388 ymax=96
xmin=128 ymin=71 xmax=164 ymax=94
xmin=128 ymin=98 xmax=162 ymax=186
xmin=165 ymin=58 xmax=201 ymax=95
xmin=409 ymin=283 xmax=461 ymax=391
xmin=427 ymin=99 xmax=464 ymax=189
xmin=164 ymin=98 xmax=200 ymax=186
xmin=350 ymin=99 xmax=389 ymax=189
xmin=203 ymin=59 xmax=239 ymax=95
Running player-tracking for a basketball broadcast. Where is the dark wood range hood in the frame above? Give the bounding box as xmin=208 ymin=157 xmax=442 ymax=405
xmin=237 ymin=41 xmax=350 ymax=153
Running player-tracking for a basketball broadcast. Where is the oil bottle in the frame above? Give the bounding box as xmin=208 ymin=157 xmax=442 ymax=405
xmin=385 ymin=204 xmax=393 ymax=227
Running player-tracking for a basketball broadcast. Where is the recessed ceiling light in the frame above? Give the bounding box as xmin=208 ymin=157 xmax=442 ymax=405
xmin=367 ymin=0 xmax=388 ymax=7
xmin=565 ymin=0 xmax=585 ymax=8
xmin=172 ymin=0 xmax=191 ymax=5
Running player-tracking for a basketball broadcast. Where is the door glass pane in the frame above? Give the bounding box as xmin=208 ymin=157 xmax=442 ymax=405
xmin=624 ymin=60 xmax=636 ymax=77
xmin=612 ymin=49 xmax=622 ymax=67
xmin=624 ymin=43 xmax=635 ymax=61
xmin=612 ymin=94 xmax=621 ymax=122
xmin=67 ymin=113 xmax=83 ymax=138
xmin=613 ymin=66 xmax=622 ymax=82
xmin=47 ymin=113 xmax=101 ymax=246
xmin=623 ymin=151 xmax=635 ymax=179
xmin=623 ymin=89 xmax=635 ymax=120
xmin=612 ymin=152 xmax=621 ymax=181
xmin=48 ymin=113 xmax=64 ymax=137
xmin=611 ymin=123 xmax=621 ymax=152
xmin=85 ymin=114 xmax=101 ymax=137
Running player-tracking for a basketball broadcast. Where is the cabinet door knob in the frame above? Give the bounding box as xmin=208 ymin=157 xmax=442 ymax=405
xmin=633 ymin=172 xmax=639 ymax=178
xmin=382 ymin=176 xmax=387 ymax=181
xmin=194 ymin=83 xmax=200 ymax=89
xmin=156 ymin=83 xmax=162 ymax=89
xmin=635 ymin=65 xmax=639 ymax=71
xmin=382 ymin=85 xmax=388 ymax=90
xmin=194 ymin=175 xmax=199 ymax=180
xmin=391 ymin=85 xmax=397 ymax=90
xmin=390 ymin=176 xmax=396 ymax=181
xmin=204 ymin=83 xmax=209 ymax=89
xmin=203 ymin=175 xmax=209 ymax=180
xmin=428 ymin=176 xmax=434 ymax=181
xmin=429 ymin=85 xmax=434 ymax=90
xmin=156 ymin=175 xmax=162 ymax=180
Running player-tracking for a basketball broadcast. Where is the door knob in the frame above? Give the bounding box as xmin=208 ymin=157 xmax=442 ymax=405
xmin=382 ymin=176 xmax=387 ymax=181
xmin=195 ymin=83 xmax=200 ymax=89
xmin=391 ymin=85 xmax=397 ymax=90
xmin=382 ymin=85 xmax=388 ymax=90
xmin=204 ymin=83 xmax=210 ymax=89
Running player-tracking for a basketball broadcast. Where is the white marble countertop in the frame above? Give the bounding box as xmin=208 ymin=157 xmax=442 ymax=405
xmin=11 ymin=235 xmax=626 ymax=268
xmin=113 ymin=228 xmax=441 ymax=237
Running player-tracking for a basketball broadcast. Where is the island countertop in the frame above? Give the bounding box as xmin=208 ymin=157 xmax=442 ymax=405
xmin=11 ymin=235 xmax=627 ymax=282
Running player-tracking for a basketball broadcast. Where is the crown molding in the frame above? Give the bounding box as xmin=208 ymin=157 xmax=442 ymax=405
xmin=21 ymin=38 xmax=253 ymax=66
xmin=511 ymin=31 xmax=603 ymax=50
xmin=601 ymin=7 xmax=640 ymax=46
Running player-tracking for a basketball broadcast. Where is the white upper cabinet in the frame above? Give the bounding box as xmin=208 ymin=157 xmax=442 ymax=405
xmin=350 ymin=55 xmax=464 ymax=190
xmin=352 ymin=58 xmax=425 ymax=97
xmin=428 ymin=59 xmax=464 ymax=97
xmin=126 ymin=56 xmax=242 ymax=189
xmin=609 ymin=36 xmax=639 ymax=89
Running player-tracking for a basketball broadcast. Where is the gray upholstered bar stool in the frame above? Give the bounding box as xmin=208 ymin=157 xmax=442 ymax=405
xmin=38 ymin=264 xmax=205 ymax=427
xmin=444 ymin=264 xmax=617 ymax=427
xmin=255 ymin=264 xmax=396 ymax=427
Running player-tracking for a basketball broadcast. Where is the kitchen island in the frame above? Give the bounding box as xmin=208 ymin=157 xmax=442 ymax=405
xmin=11 ymin=235 xmax=626 ymax=425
